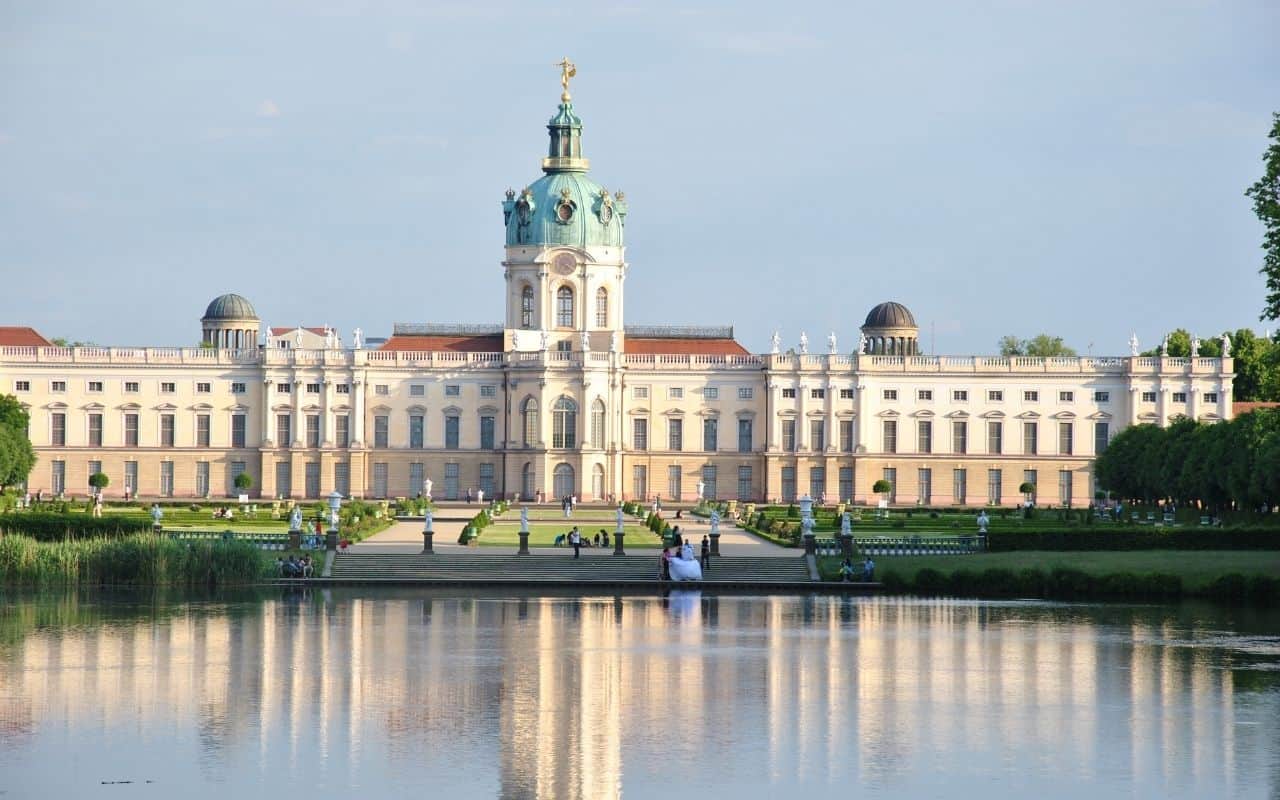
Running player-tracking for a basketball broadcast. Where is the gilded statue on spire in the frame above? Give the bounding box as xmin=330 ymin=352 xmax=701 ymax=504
xmin=556 ymin=56 xmax=577 ymax=101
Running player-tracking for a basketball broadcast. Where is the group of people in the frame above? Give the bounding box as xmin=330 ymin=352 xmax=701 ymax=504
xmin=277 ymin=555 xmax=314 ymax=578
xmin=561 ymin=495 xmax=578 ymax=518
xmin=554 ymin=526 xmax=612 ymax=555
xmin=211 ymin=506 xmax=237 ymax=519
xmin=660 ymin=537 xmax=710 ymax=581
xmin=838 ymin=557 xmax=876 ymax=582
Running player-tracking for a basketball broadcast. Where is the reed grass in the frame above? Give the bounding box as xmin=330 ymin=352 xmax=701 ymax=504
xmin=0 ymin=534 xmax=274 ymax=588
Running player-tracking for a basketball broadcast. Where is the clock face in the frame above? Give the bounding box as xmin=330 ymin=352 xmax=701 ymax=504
xmin=553 ymin=252 xmax=576 ymax=275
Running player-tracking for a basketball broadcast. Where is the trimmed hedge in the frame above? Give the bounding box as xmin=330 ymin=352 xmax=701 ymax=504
xmin=0 ymin=513 xmax=155 ymax=541
xmin=988 ymin=528 xmax=1280 ymax=551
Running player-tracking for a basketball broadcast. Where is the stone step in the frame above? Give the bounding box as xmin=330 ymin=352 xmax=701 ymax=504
xmin=327 ymin=553 xmax=812 ymax=583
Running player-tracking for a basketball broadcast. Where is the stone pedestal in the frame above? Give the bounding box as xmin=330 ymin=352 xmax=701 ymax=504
xmin=613 ymin=531 xmax=626 ymax=556
xmin=326 ymin=529 xmax=339 ymax=551
xmin=288 ymin=529 xmax=301 ymax=550
xmin=709 ymin=532 xmax=721 ymax=556
xmin=803 ymin=534 xmax=816 ymax=556
xmin=422 ymin=531 xmax=434 ymax=554
xmin=839 ymin=533 xmax=854 ymax=560
xmin=517 ymin=530 xmax=530 ymax=555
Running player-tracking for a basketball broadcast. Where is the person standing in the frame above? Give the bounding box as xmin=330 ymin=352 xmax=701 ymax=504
xmin=700 ymin=535 xmax=711 ymax=571
xmin=659 ymin=547 xmax=672 ymax=581
xmin=570 ymin=527 xmax=582 ymax=558
xmin=862 ymin=556 xmax=875 ymax=582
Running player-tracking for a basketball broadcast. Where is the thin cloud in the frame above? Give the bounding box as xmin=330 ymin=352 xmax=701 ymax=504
xmin=257 ymin=99 xmax=281 ymax=118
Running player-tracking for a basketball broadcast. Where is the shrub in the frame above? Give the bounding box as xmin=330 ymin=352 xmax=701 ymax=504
xmin=979 ymin=568 xmax=1020 ymax=597
xmin=914 ymin=568 xmax=947 ymax=594
xmin=233 ymin=472 xmax=253 ymax=491
xmin=89 ymin=472 xmax=110 ymax=491
xmin=0 ymin=513 xmax=153 ymax=541
xmin=786 ymin=504 xmax=799 ymax=519
xmin=987 ymin=528 xmax=1280 ymax=551
xmin=872 ymin=480 xmax=892 ymax=495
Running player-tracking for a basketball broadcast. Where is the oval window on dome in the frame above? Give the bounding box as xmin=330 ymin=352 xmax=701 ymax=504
xmin=556 ymin=201 xmax=574 ymax=223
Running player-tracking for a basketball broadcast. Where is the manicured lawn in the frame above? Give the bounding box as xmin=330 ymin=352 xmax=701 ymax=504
xmin=877 ymin=550 xmax=1280 ymax=591
xmin=475 ymin=523 xmax=664 ymax=549
xmin=504 ymin=507 xmax=643 ymax=522
xmin=102 ymin=507 xmax=288 ymax=529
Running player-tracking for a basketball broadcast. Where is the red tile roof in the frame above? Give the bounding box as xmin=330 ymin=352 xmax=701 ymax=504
xmin=0 ymin=326 xmax=51 ymax=347
xmin=624 ymin=337 xmax=750 ymax=356
xmin=1234 ymin=401 xmax=1280 ymax=415
xmin=380 ymin=334 xmax=504 ymax=352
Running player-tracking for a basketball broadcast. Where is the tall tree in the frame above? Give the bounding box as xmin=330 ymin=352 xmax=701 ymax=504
xmin=998 ymin=334 xmax=1076 ymax=357
xmin=0 ymin=395 xmax=35 ymax=491
xmin=1246 ymin=112 xmax=1280 ymax=321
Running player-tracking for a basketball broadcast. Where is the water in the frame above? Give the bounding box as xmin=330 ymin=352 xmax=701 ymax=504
xmin=0 ymin=589 xmax=1277 ymax=799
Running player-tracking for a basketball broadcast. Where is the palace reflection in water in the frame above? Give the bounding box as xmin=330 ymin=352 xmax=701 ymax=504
xmin=0 ymin=590 xmax=1277 ymax=799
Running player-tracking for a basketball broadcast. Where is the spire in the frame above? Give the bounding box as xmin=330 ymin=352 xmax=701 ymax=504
xmin=543 ymin=57 xmax=589 ymax=173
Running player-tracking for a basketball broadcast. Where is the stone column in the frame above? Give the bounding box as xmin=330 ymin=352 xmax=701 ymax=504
xmin=262 ymin=378 xmax=274 ymax=445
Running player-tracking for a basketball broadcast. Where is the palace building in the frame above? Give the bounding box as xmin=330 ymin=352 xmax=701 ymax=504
xmin=0 ymin=69 xmax=1236 ymax=507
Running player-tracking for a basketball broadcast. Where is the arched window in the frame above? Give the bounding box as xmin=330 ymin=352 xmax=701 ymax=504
xmin=553 ymin=463 xmax=575 ymax=500
xmin=522 ymin=397 xmax=539 ymax=448
xmin=592 ymin=463 xmax=605 ymax=501
xmin=521 ymin=462 xmax=534 ymax=501
xmin=595 ymin=287 xmax=608 ymax=328
xmin=552 ymin=396 xmax=577 ymax=448
xmin=556 ymin=286 xmax=574 ymax=328
xmin=591 ymin=399 xmax=606 ymax=448
xmin=521 ymin=285 xmax=534 ymax=329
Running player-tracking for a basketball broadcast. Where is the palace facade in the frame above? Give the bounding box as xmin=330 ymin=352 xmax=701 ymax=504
xmin=0 ymin=77 xmax=1236 ymax=507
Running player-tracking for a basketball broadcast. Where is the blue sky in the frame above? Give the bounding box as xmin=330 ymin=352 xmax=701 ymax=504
xmin=1 ymin=0 xmax=1277 ymax=353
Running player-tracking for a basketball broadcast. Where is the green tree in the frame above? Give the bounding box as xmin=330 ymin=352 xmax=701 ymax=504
xmin=234 ymin=472 xmax=254 ymax=491
xmin=997 ymin=335 xmax=1023 ymax=356
xmin=1245 ymin=112 xmax=1280 ymax=321
xmin=998 ymin=334 xmax=1076 ymax=357
xmin=1227 ymin=328 xmax=1279 ymax=401
xmin=0 ymin=395 xmax=36 ymax=491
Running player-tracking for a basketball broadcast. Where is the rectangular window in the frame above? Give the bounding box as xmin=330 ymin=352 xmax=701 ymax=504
xmin=808 ymin=466 xmax=824 ymax=501
xmin=160 ymin=414 xmax=175 ymax=447
xmin=633 ymin=386 xmax=649 ymax=400
xmin=410 ymin=385 xmax=426 ymax=397
xmin=231 ymin=414 xmax=246 ymax=448
xmin=811 ymin=388 xmax=825 ymax=400
xmin=952 ymin=420 xmax=967 ymax=454
xmin=987 ymin=468 xmax=1002 ymax=505
xmin=1059 ymin=469 xmax=1072 ymax=506
xmin=703 ymin=387 xmax=719 ymax=400
xmin=124 ymin=381 xmax=139 ymax=393
xmin=1023 ymin=421 xmax=1038 ymax=455
xmin=335 ymin=415 xmax=349 ymax=448
xmin=445 ymin=416 xmax=460 ymax=449
xmin=306 ymin=383 xmax=321 ymax=394
xmin=1203 ymin=392 xmax=1219 ymax=403
xmin=883 ymin=468 xmax=897 ymax=504
xmin=409 ymin=415 xmax=424 ymax=449
xmin=479 ymin=463 xmax=495 ymax=497
xmin=231 ymin=382 xmax=246 ymax=394
xmin=125 ymin=460 xmax=139 ymax=495
xmin=52 ymin=460 xmax=65 ymax=495
xmin=409 ymin=462 xmax=424 ymax=495
xmin=276 ymin=414 xmax=291 ymax=446
xmin=125 ymin=413 xmax=139 ymax=447
xmin=917 ymin=389 xmax=933 ymax=401
xmin=1094 ymin=391 xmax=1109 ymax=402
xmin=737 ymin=418 xmax=752 ymax=452
xmin=1023 ymin=469 xmax=1038 ymax=503
xmin=917 ymin=420 xmax=932 ymax=454
xmin=88 ymin=381 xmax=103 ymax=393
xmin=480 ymin=416 xmax=495 ymax=449
xmin=883 ymin=389 xmax=898 ymax=401
xmin=988 ymin=390 xmax=1003 ymax=402
xmin=160 ymin=461 xmax=174 ymax=497
xmin=197 ymin=414 xmax=211 ymax=448
xmin=738 ymin=466 xmax=753 ymax=501
xmin=374 ymin=416 xmax=389 ymax=448
xmin=703 ymin=465 xmax=719 ymax=500
xmin=14 ymin=380 xmax=30 ymax=392
xmin=781 ymin=467 xmax=796 ymax=503
xmin=987 ymin=421 xmax=1003 ymax=455
xmin=305 ymin=462 xmax=320 ymax=498
xmin=1094 ymin=422 xmax=1109 ymax=454
xmin=953 ymin=468 xmax=967 ymax=505
xmin=633 ymin=418 xmax=648 ymax=450
xmin=160 ymin=382 xmax=175 ymax=394
xmin=277 ymin=383 xmax=291 ymax=394
xmin=632 ymin=465 xmax=648 ymax=501
xmin=738 ymin=387 xmax=754 ymax=400
xmin=883 ymin=420 xmax=897 ymax=453
xmin=51 ymin=413 xmax=66 ymax=447
xmin=953 ymin=390 xmax=968 ymax=402
xmin=809 ymin=419 xmax=825 ymax=452
xmin=839 ymin=388 xmax=854 ymax=400
xmin=305 ymin=415 xmax=320 ymax=448
xmin=1023 ymin=390 xmax=1039 ymax=402
xmin=196 ymin=382 xmax=211 ymax=394
xmin=918 ymin=468 xmax=932 ymax=505
xmin=375 ymin=384 xmax=389 ymax=396
xmin=668 ymin=387 xmax=684 ymax=400
xmin=667 ymin=465 xmax=682 ymax=500
xmin=1059 ymin=391 xmax=1074 ymax=402
xmin=51 ymin=380 xmax=66 ymax=393
xmin=840 ymin=419 xmax=853 ymax=452
xmin=335 ymin=383 xmax=350 ymax=394
xmin=668 ymin=418 xmax=683 ymax=451
xmin=703 ymin=417 xmax=718 ymax=451
xmin=480 ymin=384 xmax=497 ymax=398
xmin=1141 ymin=391 xmax=1157 ymax=403
xmin=782 ymin=388 xmax=796 ymax=399
xmin=276 ymin=461 xmax=291 ymax=498
xmin=1058 ymin=422 xmax=1073 ymax=456
xmin=88 ymin=413 xmax=102 ymax=447
xmin=445 ymin=385 xmax=461 ymax=397
xmin=839 ymin=466 xmax=853 ymax=502
xmin=373 ymin=463 xmax=389 ymax=498
xmin=782 ymin=419 xmax=796 ymax=452
xmin=1172 ymin=392 xmax=1187 ymax=403
xmin=334 ymin=462 xmax=350 ymax=496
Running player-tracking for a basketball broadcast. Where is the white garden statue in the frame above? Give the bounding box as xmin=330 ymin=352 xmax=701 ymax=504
xmin=1129 ymin=332 xmax=1139 ymax=357
xmin=1221 ymin=333 xmax=1232 ymax=358
xmin=423 ymin=478 xmax=433 ymax=500
xmin=1191 ymin=336 xmax=1201 ymax=358
xmin=289 ymin=505 xmax=302 ymax=531
xmin=352 ymin=327 xmax=363 ymax=349
xmin=976 ymin=510 xmax=990 ymax=534
xmin=770 ymin=330 xmax=780 ymax=355
xmin=798 ymin=331 xmax=808 ymax=355
xmin=841 ymin=512 xmax=852 ymax=536
xmin=827 ymin=331 xmax=838 ymax=354
xmin=858 ymin=332 xmax=868 ymax=355
xmin=295 ymin=326 xmax=304 ymax=348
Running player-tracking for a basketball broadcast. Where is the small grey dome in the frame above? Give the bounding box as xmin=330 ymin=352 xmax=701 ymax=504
xmin=203 ymin=293 xmax=258 ymax=320
xmin=863 ymin=301 xmax=916 ymax=329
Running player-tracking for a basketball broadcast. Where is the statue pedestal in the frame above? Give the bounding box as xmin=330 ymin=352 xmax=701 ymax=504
xmin=517 ymin=530 xmax=530 ymax=555
xmin=709 ymin=532 xmax=721 ymax=556
xmin=803 ymin=534 xmax=817 ymax=556
xmin=839 ymin=533 xmax=854 ymax=560
xmin=326 ymin=529 xmax=339 ymax=551
xmin=613 ymin=531 xmax=626 ymax=556
xmin=288 ymin=529 xmax=301 ymax=551
xmin=422 ymin=531 xmax=434 ymax=554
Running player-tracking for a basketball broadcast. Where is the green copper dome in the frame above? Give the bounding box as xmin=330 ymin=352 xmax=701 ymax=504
xmin=202 ymin=293 xmax=258 ymax=320
xmin=502 ymin=99 xmax=628 ymax=249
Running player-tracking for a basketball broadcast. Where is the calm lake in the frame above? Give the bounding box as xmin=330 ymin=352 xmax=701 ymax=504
xmin=0 ymin=589 xmax=1276 ymax=799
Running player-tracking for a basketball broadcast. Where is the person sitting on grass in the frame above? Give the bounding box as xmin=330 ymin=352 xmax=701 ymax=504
xmin=599 ymin=529 xmax=609 ymax=549
xmin=553 ymin=533 xmax=566 ymax=547
xmin=301 ymin=555 xmax=313 ymax=578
